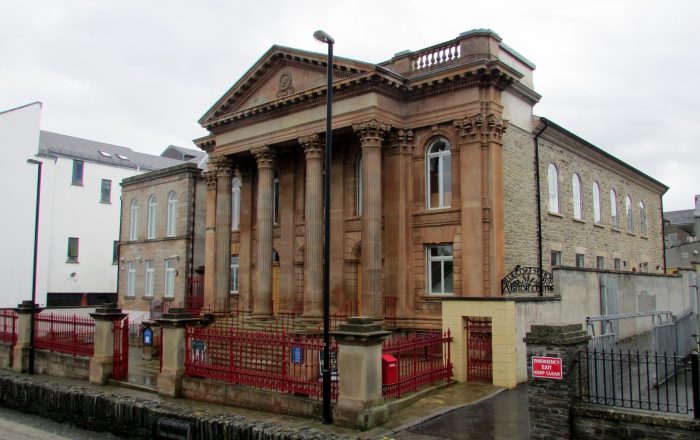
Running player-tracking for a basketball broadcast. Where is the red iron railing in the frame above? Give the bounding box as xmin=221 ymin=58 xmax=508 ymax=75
xmin=382 ymin=330 xmax=453 ymax=399
xmin=34 ymin=313 xmax=95 ymax=357
xmin=185 ymin=326 xmax=338 ymax=401
xmin=112 ymin=317 xmax=129 ymax=380
xmin=0 ymin=309 xmax=18 ymax=346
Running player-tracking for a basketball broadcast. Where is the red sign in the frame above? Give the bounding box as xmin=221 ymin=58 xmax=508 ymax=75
xmin=532 ymin=356 xmax=563 ymax=380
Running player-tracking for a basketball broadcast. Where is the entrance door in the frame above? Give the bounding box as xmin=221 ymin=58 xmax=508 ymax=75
xmin=466 ymin=317 xmax=492 ymax=382
xmin=272 ymin=264 xmax=280 ymax=315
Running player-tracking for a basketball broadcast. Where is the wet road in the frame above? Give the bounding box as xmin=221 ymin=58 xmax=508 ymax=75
xmin=0 ymin=406 xmax=120 ymax=439
xmin=396 ymin=383 xmax=530 ymax=440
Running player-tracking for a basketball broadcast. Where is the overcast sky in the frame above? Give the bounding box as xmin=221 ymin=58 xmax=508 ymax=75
xmin=2 ymin=0 xmax=698 ymax=210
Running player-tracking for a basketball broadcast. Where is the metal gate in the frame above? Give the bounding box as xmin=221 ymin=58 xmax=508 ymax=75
xmin=112 ymin=316 xmax=129 ymax=380
xmin=466 ymin=317 xmax=492 ymax=382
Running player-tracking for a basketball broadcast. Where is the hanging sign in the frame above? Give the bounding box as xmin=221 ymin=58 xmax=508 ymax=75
xmin=143 ymin=327 xmax=153 ymax=346
xmin=532 ymin=356 xmax=563 ymax=380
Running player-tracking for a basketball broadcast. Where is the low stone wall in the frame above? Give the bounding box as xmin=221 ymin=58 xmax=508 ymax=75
xmin=0 ymin=374 xmax=352 ymax=440
xmin=182 ymin=377 xmax=323 ymax=418
xmin=572 ymin=403 xmax=700 ymax=439
xmin=0 ymin=343 xmax=12 ymax=369
xmin=34 ymin=349 xmax=90 ymax=380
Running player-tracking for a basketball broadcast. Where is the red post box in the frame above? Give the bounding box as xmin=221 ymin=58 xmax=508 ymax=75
xmin=382 ymin=353 xmax=398 ymax=385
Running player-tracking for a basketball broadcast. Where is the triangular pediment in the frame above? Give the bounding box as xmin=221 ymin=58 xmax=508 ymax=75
xmin=199 ymin=45 xmax=373 ymax=128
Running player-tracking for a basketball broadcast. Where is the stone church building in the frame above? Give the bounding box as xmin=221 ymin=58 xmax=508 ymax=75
xmin=119 ymin=29 xmax=666 ymax=329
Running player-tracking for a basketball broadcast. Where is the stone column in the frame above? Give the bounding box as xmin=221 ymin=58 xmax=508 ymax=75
xmin=211 ymin=156 xmax=233 ymax=311
xmin=155 ymin=308 xmax=201 ymax=397
xmin=299 ymin=134 xmax=323 ymax=319
xmin=524 ymin=324 xmax=590 ymax=440
xmin=333 ymin=317 xmax=392 ymax=430
xmin=251 ymin=145 xmax=276 ymax=319
xmin=12 ymin=301 xmax=40 ymax=373
xmin=89 ymin=303 xmax=127 ymax=385
xmin=202 ymin=171 xmax=217 ymax=307
xmin=353 ymin=120 xmax=391 ymax=318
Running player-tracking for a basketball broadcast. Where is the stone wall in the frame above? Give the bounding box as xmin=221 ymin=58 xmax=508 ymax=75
xmin=0 ymin=343 xmax=11 ymax=369
xmin=34 ymin=349 xmax=90 ymax=380
xmin=0 ymin=373 xmax=352 ymax=440
xmin=572 ymin=404 xmax=700 ymax=439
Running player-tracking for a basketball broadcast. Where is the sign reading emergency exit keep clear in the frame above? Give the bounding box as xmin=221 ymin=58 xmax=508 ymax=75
xmin=532 ymin=356 xmax=563 ymax=380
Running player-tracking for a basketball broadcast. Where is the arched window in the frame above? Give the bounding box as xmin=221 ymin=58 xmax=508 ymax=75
xmin=231 ymin=177 xmax=241 ymax=230
xmin=610 ymin=189 xmax=619 ymax=228
xmin=147 ymin=195 xmax=157 ymax=239
xmin=639 ymin=201 xmax=647 ymax=235
xmin=547 ymin=163 xmax=559 ymax=213
xmin=592 ymin=182 xmax=601 ymax=224
xmin=129 ymin=199 xmax=138 ymax=240
xmin=355 ymin=154 xmax=363 ymax=216
xmin=572 ymin=173 xmax=582 ymax=220
xmin=426 ymin=138 xmax=452 ymax=209
xmin=166 ymin=191 xmax=177 ymax=237
xmin=272 ymin=172 xmax=280 ymax=225
xmin=625 ymin=195 xmax=634 ymax=232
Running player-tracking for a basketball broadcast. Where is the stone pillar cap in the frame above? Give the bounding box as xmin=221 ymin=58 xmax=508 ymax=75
xmin=334 ymin=316 xmax=392 ymax=343
xmin=90 ymin=302 xmax=127 ymax=320
xmin=155 ymin=308 xmax=203 ymax=327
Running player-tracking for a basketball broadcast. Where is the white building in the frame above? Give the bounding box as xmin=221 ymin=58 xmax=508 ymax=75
xmin=0 ymin=102 xmax=199 ymax=307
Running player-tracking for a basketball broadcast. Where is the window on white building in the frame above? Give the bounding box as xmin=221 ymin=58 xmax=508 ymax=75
xmin=126 ymin=262 xmax=136 ymax=297
xmin=639 ymin=201 xmax=647 ymax=235
xmin=166 ymin=191 xmax=177 ymax=237
xmin=67 ymin=237 xmax=79 ymax=263
xmin=100 ymin=179 xmax=111 ymax=204
xmin=426 ymin=138 xmax=452 ymax=209
xmin=610 ymin=189 xmax=619 ymax=228
xmin=547 ymin=163 xmax=559 ymax=214
xmin=230 ymin=255 xmax=239 ymax=293
xmin=231 ymin=177 xmax=241 ymax=230
xmin=147 ymin=195 xmax=157 ymax=239
xmin=144 ymin=260 xmax=154 ymax=298
xmin=112 ymin=241 xmax=119 ymax=264
xmin=129 ymin=199 xmax=138 ymax=240
xmin=572 ymin=173 xmax=582 ymax=220
xmin=427 ymin=244 xmax=453 ymax=295
xmin=625 ymin=195 xmax=634 ymax=232
xmin=164 ymin=258 xmax=176 ymax=298
xmin=592 ymin=182 xmax=602 ymax=224
xmin=71 ymin=160 xmax=84 ymax=186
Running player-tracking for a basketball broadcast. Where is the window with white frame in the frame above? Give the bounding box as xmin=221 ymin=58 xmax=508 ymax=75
xmin=231 ymin=177 xmax=241 ymax=230
xmin=551 ymin=250 xmax=562 ymax=266
xmin=625 ymin=195 xmax=634 ymax=232
xmin=426 ymin=244 xmax=453 ymax=295
xmin=575 ymin=253 xmax=585 ymax=268
xmin=426 ymin=138 xmax=452 ymax=209
xmin=610 ymin=189 xmax=619 ymax=228
xmin=639 ymin=201 xmax=647 ymax=235
xmin=273 ymin=173 xmax=280 ymax=224
xmin=129 ymin=199 xmax=138 ymax=240
xmin=126 ymin=262 xmax=136 ymax=297
xmin=164 ymin=258 xmax=176 ymax=298
xmin=596 ymin=256 xmax=605 ymax=269
xmin=166 ymin=191 xmax=177 ymax=237
xmin=147 ymin=195 xmax=157 ymax=239
xmin=592 ymin=182 xmax=602 ymax=224
xmin=355 ymin=154 xmax=363 ymax=216
xmin=144 ymin=260 xmax=154 ymax=297
xmin=572 ymin=173 xmax=582 ymax=220
xmin=230 ymin=255 xmax=240 ymax=293
xmin=547 ymin=163 xmax=559 ymax=213
xmin=614 ymin=258 xmax=621 ymax=270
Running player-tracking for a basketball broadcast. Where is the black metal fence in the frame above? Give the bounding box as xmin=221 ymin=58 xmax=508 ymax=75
xmin=578 ymin=349 xmax=700 ymax=417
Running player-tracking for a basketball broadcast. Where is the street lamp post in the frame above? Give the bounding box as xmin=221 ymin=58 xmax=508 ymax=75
xmin=26 ymin=158 xmax=43 ymax=375
xmin=313 ymin=29 xmax=334 ymax=425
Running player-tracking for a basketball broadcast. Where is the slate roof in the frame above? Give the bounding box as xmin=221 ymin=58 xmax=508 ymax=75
xmin=161 ymin=145 xmax=206 ymax=161
xmin=664 ymin=209 xmax=695 ymax=226
xmin=38 ymin=131 xmax=184 ymax=171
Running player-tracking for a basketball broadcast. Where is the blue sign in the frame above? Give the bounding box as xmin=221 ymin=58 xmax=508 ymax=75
xmin=291 ymin=345 xmax=303 ymax=364
xmin=143 ymin=327 xmax=153 ymax=346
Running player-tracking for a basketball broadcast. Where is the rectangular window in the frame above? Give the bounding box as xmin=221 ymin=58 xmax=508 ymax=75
xmin=144 ymin=260 xmax=154 ymax=298
xmin=100 ymin=179 xmax=111 ymax=203
xmin=551 ymin=250 xmax=562 ymax=266
xmin=614 ymin=258 xmax=621 ymax=270
xmin=596 ymin=256 xmax=604 ymax=270
xmin=72 ymin=160 xmax=84 ymax=185
xmin=67 ymin=237 xmax=79 ymax=262
xmin=126 ymin=262 xmax=136 ymax=297
xmin=164 ymin=259 xmax=176 ymax=298
xmin=112 ymin=241 xmax=119 ymax=264
xmin=575 ymin=253 xmax=585 ymax=268
xmin=427 ymin=244 xmax=453 ymax=295
xmin=230 ymin=255 xmax=240 ymax=293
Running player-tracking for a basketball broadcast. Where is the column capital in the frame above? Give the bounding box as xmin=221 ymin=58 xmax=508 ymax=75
xmin=209 ymin=155 xmax=234 ymax=177
xmin=353 ymin=119 xmax=391 ymax=147
xmin=453 ymin=113 xmax=507 ymax=141
xmin=299 ymin=134 xmax=324 ymax=159
xmin=203 ymin=171 xmax=217 ymax=189
xmin=251 ymin=145 xmax=276 ymax=169
xmin=386 ymin=128 xmax=414 ymax=155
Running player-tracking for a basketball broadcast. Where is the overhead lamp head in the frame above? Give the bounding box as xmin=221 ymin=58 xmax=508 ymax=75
xmin=27 ymin=159 xmax=43 ymax=165
xmin=313 ymin=30 xmax=334 ymax=45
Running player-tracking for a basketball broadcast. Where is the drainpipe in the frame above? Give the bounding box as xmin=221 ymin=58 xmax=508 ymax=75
xmin=660 ymin=194 xmax=667 ymax=273
xmin=533 ymin=118 xmax=549 ymax=295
